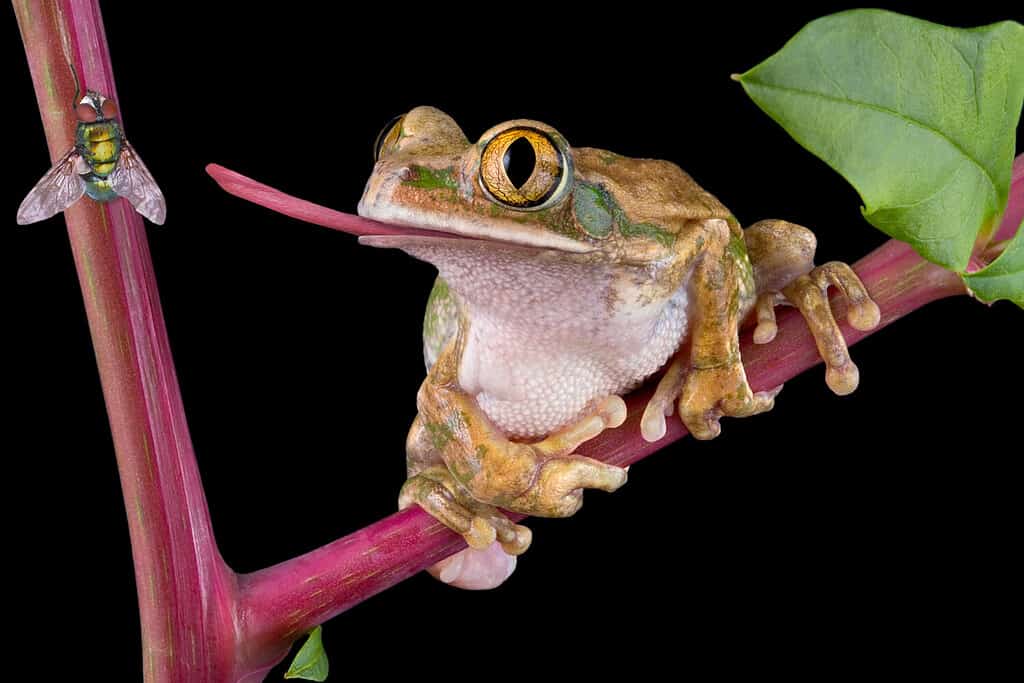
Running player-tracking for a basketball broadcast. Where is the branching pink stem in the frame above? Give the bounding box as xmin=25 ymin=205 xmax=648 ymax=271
xmin=16 ymin=2 xmax=1021 ymax=678
xmin=216 ymin=159 xmax=1017 ymax=673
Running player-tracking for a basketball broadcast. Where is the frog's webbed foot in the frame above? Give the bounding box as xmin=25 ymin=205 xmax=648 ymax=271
xmin=754 ymin=262 xmax=880 ymax=395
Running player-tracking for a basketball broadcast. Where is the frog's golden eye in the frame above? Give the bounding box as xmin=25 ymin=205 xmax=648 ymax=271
xmin=479 ymin=127 xmax=569 ymax=210
xmin=374 ymin=115 xmax=405 ymax=161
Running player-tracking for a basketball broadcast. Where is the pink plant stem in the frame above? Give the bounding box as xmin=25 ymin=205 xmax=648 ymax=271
xmin=16 ymin=2 xmax=1020 ymax=677
xmin=14 ymin=3 xmax=236 ymax=681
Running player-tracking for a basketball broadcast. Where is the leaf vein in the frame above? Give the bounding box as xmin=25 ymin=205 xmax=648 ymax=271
xmin=745 ymin=79 xmax=997 ymax=194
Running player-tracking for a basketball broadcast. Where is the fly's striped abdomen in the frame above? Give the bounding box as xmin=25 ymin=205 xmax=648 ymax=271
xmin=76 ymin=121 xmax=122 ymax=177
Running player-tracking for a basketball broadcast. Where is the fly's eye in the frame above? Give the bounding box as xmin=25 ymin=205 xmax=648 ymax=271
xmin=479 ymin=127 xmax=568 ymax=210
xmin=76 ymin=103 xmax=98 ymax=122
xmin=101 ymin=99 xmax=118 ymax=119
xmin=374 ymin=115 xmax=404 ymax=161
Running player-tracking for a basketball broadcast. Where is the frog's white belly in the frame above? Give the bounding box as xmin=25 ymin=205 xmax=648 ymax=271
xmin=459 ymin=286 xmax=690 ymax=440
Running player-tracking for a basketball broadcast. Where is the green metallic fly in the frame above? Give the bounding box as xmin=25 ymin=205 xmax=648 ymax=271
xmin=17 ymin=90 xmax=166 ymax=225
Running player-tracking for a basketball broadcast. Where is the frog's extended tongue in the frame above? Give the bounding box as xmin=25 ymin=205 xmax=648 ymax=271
xmin=206 ymin=163 xmax=442 ymax=239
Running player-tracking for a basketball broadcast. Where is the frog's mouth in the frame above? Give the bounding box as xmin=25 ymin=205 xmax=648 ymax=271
xmin=358 ymin=230 xmax=584 ymax=256
xmin=357 ymin=194 xmax=594 ymax=254
xmin=357 ymin=232 xmax=598 ymax=276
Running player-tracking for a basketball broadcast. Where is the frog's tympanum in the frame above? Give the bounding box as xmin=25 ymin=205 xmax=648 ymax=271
xmin=358 ymin=107 xmax=880 ymax=589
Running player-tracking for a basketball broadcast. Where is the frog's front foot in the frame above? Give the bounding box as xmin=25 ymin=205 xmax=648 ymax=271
xmin=753 ymin=262 xmax=880 ymax=395
xmin=502 ymin=395 xmax=629 ymax=517
xmin=403 ymin=396 xmax=627 ymax=589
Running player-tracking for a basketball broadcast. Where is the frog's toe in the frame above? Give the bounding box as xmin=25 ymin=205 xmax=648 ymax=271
xmin=507 ymin=455 xmax=628 ymax=517
xmin=753 ymin=291 xmax=786 ymax=344
xmin=641 ymin=356 xmax=688 ymax=442
xmin=778 ymin=262 xmax=878 ymax=396
xmin=640 ymin=404 xmax=669 ymax=443
xmin=428 ymin=542 xmax=518 ymax=590
xmin=809 ymin=262 xmax=880 ymax=332
xmin=534 ymin=395 xmax=627 ymax=457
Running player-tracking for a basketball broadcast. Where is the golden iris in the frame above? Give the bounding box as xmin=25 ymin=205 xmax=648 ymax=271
xmin=479 ymin=127 xmax=566 ymax=209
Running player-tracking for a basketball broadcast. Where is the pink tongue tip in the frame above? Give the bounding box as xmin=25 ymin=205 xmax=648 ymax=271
xmin=205 ymin=163 xmax=440 ymax=238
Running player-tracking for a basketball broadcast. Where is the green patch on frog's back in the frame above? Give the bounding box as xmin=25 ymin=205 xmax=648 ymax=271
xmin=619 ymin=219 xmax=676 ymax=248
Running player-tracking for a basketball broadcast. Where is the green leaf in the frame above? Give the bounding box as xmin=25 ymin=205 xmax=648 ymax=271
xmin=736 ymin=10 xmax=1024 ymax=275
xmin=284 ymin=626 xmax=329 ymax=681
xmin=964 ymin=221 xmax=1024 ymax=306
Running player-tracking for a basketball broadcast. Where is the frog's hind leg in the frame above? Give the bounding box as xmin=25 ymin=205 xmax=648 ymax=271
xmin=744 ymin=220 xmax=880 ymax=395
xmin=400 ymin=415 xmax=531 ymax=590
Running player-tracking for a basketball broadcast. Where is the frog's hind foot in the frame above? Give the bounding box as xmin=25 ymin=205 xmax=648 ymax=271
xmin=399 ymin=466 xmax=531 ymax=590
xmin=744 ymin=219 xmax=879 ymax=395
xmin=755 ymin=262 xmax=880 ymax=395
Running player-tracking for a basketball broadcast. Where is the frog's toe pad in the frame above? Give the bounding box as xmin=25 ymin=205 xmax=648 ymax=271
xmin=777 ymin=262 xmax=878 ymax=396
xmin=428 ymin=542 xmax=517 ymax=590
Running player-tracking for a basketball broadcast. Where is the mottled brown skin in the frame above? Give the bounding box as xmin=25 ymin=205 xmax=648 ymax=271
xmin=358 ymin=107 xmax=879 ymax=576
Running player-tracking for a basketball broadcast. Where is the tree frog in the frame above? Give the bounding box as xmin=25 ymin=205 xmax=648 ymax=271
xmin=358 ymin=107 xmax=880 ymax=589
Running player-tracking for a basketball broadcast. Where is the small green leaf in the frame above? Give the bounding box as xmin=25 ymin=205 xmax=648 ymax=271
xmin=284 ymin=626 xmax=329 ymax=682
xmin=964 ymin=221 xmax=1024 ymax=305
xmin=736 ymin=10 xmax=1024 ymax=274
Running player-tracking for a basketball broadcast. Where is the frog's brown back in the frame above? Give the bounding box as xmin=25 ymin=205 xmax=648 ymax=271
xmin=574 ymin=148 xmax=733 ymax=232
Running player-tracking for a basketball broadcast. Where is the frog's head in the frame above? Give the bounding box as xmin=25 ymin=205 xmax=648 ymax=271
xmin=358 ymin=107 xmax=731 ymax=313
xmin=360 ymin=106 xmax=732 ymax=260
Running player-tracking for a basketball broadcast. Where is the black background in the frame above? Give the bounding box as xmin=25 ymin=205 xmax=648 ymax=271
xmin=5 ymin=2 xmax=1021 ymax=680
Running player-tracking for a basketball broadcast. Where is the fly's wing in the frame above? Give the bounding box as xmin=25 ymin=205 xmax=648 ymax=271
xmin=110 ymin=140 xmax=166 ymax=225
xmin=16 ymin=149 xmax=87 ymax=225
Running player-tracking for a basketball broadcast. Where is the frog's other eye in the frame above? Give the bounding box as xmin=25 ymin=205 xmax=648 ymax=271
xmin=374 ymin=115 xmax=405 ymax=161
xmin=479 ymin=127 xmax=569 ymax=210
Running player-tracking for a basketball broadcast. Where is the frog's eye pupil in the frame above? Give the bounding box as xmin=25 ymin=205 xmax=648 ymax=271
xmin=479 ymin=126 xmax=570 ymax=210
xmin=503 ymin=137 xmax=536 ymax=189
